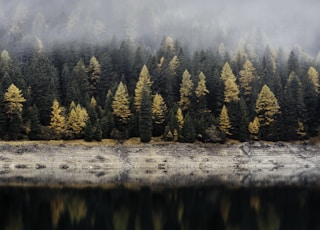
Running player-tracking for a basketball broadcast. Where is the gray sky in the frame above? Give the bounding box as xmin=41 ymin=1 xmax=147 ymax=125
xmin=1 ymin=0 xmax=320 ymax=55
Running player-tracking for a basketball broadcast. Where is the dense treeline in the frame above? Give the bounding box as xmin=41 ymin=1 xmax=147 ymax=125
xmin=0 ymin=36 xmax=320 ymax=143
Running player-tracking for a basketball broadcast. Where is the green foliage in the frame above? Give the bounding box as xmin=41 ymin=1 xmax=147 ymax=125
xmin=139 ymin=85 xmax=152 ymax=143
xmin=0 ymin=36 xmax=318 ymax=142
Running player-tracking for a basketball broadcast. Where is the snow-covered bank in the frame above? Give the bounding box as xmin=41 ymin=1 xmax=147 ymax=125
xmin=0 ymin=142 xmax=319 ymax=187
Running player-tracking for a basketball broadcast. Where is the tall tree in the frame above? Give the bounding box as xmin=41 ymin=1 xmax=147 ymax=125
xmin=4 ymin=84 xmax=26 ymax=118
xmin=239 ymin=59 xmax=256 ymax=100
xmin=49 ymin=99 xmax=65 ymax=138
xmin=218 ymin=105 xmax=231 ymax=136
xmin=134 ymin=65 xmax=152 ymax=112
xmin=112 ymin=82 xmax=131 ymax=125
xmin=87 ymin=56 xmax=101 ymax=96
xmin=179 ymin=69 xmax=193 ymax=111
xmin=152 ymin=93 xmax=167 ymax=136
xmin=195 ymin=71 xmax=209 ymax=98
xmin=283 ymin=72 xmax=305 ymax=140
xmin=255 ymin=85 xmax=280 ymax=125
xmin=139 ymin=85 xmax=152 ymax=142
xmin=182 ymin=112 xmax=196 ymax=143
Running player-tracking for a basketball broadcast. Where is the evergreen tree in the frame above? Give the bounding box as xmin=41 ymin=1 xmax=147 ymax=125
xmin=84 ymin=119 xmax=94 ymax=142
xmin=283 ymin=72 xmax=305 ymax=140
xmin=179 ymin=69 xmax=194 ymax=111
xmin=139 ymin=85 xmax=152 ymax=143
xmin=87 ymin=56 xmax=101 ymax=96
xmin=182 ymin=112 xmax=196 ymax=143
xmin=28 ymin=104 xmax=42 ymax=140
xmin=24 ymin=50 xmax=59 ymax=125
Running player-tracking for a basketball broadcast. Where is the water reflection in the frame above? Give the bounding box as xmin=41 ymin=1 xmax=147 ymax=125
xmin=0 ymin=186 xmax=319 ymax=229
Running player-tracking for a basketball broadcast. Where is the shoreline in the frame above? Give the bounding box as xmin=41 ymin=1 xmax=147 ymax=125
xmin=0 ymin=141 xmax=320 ymax=188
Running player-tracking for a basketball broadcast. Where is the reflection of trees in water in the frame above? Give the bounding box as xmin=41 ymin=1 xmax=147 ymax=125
xmin=0 ymin=186 xmax=319 ymax=229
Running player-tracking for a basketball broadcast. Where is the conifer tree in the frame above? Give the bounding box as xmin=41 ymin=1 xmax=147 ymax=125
xmin=87 ymin=56 xmax=101 ymax=94
xmin=179 ymin=69 xmax=193 ymax=111
xmin=283 ymin=72 xmax=305 ymax=140
xmin=218 ymin=105 xmax=231 ymax=135
xmin=221 ymin=62 xmax=236 ymax=82
xmin=84 ymin=119 xmax=94 ymax=142
xmin=221 ymin=62 xmax=239 ymax=103
xmin=4 ymin=84 xmax=26 ymax=117
xmin=182 ymin=113 xmax=195 ymax=143
xmin=195 ymin=72 xmax=209 ymax=98
xmin=239 ymin=59 xmax=256 ymax=99
xmin=224 ymin=78 xmax=240 ymax=103
xmin=152 ymin=93 xmax=167 ymax=124
xmin=248 ymin=116 xmax=260 ymax=140
xmin=176 ymin=107 xmax=184 ymax=129
xmin=112 ymin=82 xmax=131 ymax=124
xmin=255 ymin=85 xmax=280 ymax=127
xmin=28 ymin=104 xmax=42 ymax=140
xmin=139 ymin=85 xmax=152 ymax=142
xmin=66 ymin=103 xmax=89 ymax=138
xmin=49 ymin=99 xmax=65 ymax=138
xmin=134 ymin=65 xmax=152 ymax=112
xmin=307 ymin=66 xmax=319 ymax=94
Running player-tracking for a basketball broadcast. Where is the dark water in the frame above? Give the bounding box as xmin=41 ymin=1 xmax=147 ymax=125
xmin=1 ymin=185 xmax=320 ymax=230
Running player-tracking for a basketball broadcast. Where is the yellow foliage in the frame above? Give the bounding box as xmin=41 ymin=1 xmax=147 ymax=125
xmin=224 ymin=78 xmax=240 ymax=103
xmin=66 ymin=103 xmax=89 ymax=135
xmin=221 ymin=62 xmax=236 ymax=82
xmin=195 ymin=71 xmax=209 ymax=98
xmin=218 ymin=105 xmax=231 ymax=135
xmin=239 ymin=59 xmax=256 ymax=97
xmin=179 ymin=69 xmax=194 ymax=110
xmin=307 ymin=66 xmax=319 ymax=94
xmin=255 ymin=85 xmax=280 ymax=126
xmin=4 ymin=83 xmax=26 ymax=116
xmin=134 ymin=65 xmax=152 ymax=111
xmin=49 ymin=99 xmax=66 ymax=135
xmin=152 ymin=93 xmax=167 ymax=124
xmin=297 ymin=120 xmax=306 ymax=139
xmin=112 ymin=82 xmax=131 ymax=124
xmin=176 ymin=107 xmax=184 ymax=129
xmin=249 ymin=116 xmax=260 ymax=140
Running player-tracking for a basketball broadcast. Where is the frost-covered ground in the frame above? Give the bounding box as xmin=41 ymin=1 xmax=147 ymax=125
xmin=0 ymin=142 xmax=319 ymax=187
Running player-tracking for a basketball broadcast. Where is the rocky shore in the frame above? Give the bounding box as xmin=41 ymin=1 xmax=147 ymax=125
xmin=0 ymin=141 xmax=320 ymax=187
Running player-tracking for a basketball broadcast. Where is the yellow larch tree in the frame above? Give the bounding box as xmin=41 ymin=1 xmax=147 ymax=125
xmin=152 ymin=93 xmax=167 ymax=125
xmin=49 ymin=99 xmax=66 ymax=136
xmin=218 ymin=105 xmax=231 ymax=135
xmin=224 ymin=78 xmax=240 ymax=103
xmin=4 ymin=84 xmax=26 ymax=117
xmin=134 ymin=65 xmax=152 ymax=112
xmin=255 ymin=85 xmax=281 ymax=126
xmin=66 ymin=103 xmax=89 ymax=137
xmin=176 ymin=107 xmax=184 ymax=129
xmin=239 ymin=59 xmax=256 ymax=97
xmin=179 ymin=69 xmax=194 ymax=110
xmin=112 ymin=82 xmax=131 ymax=124
xmin=221 ymin=62 xmax=236 ymax=82
xmin=307 ymin=66 xmax=319 ymax=94
xmin=195 ymin=71 xmax=209 ymax=98
xmin=248 ymin=116 xmax=260 ymax=140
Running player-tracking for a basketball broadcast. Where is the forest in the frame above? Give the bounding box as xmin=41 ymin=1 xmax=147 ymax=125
xmin=0 ymin=34 xmax=319 ymax=143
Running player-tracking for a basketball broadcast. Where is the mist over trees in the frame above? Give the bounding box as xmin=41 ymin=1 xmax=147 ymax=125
xmin=0 ymin=1 xmax=320 ymax=142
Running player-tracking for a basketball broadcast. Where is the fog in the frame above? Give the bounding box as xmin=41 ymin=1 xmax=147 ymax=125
xmin=1 ymin=0 xmax=320 ymax=55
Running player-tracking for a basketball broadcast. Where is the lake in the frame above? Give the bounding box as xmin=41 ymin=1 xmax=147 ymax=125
xmin=1 ymin=185 xmax=319 ymax=230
